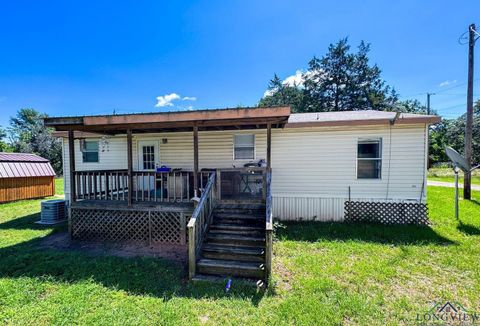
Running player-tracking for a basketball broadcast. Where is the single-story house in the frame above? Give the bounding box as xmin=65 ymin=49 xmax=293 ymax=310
xmin=45 ymin=106 xmax=440 ymax=282
xmin=0 ymin=152 xmax=56 ymax=203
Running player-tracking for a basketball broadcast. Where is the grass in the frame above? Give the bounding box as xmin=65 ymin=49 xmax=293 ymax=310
xmin=0 ymin=180 xmax=479 ymax=325
xmin=428 ymin=167 xmax=480 ymax=185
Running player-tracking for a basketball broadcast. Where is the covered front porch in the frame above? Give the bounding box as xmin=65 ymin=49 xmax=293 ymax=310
xmin=46 ymin=107 xmax=288 ymax=282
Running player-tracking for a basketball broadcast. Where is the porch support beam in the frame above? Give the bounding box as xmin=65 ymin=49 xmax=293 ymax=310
xmin=127 ymin=129 xmax=133 ymax=206
xmin=68 ymin=130 xmax=76 ymax=203
xmin=193 ymin=124 xmax=199 ymax=198
xmin=267 ymin=123 xmax=272 ymax=169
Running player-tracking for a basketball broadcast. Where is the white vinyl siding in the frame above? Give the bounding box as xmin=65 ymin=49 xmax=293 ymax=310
xmin=62 ymin=124 xmax=428 ymax=222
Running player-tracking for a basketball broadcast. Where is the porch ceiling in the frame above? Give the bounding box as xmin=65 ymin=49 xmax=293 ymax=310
xmin=44 ymin=106 xmax=291 ymax=134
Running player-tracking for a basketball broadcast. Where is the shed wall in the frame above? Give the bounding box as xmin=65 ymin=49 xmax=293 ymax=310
xmin=0 ymin=176 xmax=55 ymax=203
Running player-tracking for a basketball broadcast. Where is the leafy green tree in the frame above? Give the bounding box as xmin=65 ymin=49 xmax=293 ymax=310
xmin=259 ymin=38 xmax=398 ymax=112
xmin=0 ymin=127 xmax=13 ymax=152
xmin=8 ymin=108 xmax=63 ymax=174
xmin=443 ymin=101 xmax=480 ymax=165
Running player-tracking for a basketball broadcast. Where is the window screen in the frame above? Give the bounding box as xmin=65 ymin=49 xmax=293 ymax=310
xmin=82 ymin=140 xmax=99 ymax=163
xmin=142 ymin=145 xmax=155 ymax=170
xmin=357 ymin=139 xmax=382 ymax=179
xmin=234 ymin=134 xmax=255 ymax=160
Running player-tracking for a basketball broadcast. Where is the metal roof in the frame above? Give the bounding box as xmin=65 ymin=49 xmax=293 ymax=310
xmin=0 ymin=153 xmax=56 ymax=178
xmin=286 ymin=110 xmax=440 ymax=127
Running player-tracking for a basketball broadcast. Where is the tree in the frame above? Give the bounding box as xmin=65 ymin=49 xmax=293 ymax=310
xmin=259 ymin=38 xmax=398 ymax=112
xmin=443 ymin=101 xmax=480 ymax=165
xmin=8 ymin=108 xmax=63 ymax=175
xmin=0 ymin=127 xmax=13 ymax=152
xmin=258 ymin=74 xmax=304 ymax=112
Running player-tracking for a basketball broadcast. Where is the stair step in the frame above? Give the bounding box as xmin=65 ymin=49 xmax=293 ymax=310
xmin=210 ymin=224 xmax=265 ymax=232
xmin=213 ymin=218 xmax=263 ymax=226
xmin=208 ymin=228 xmax=264 ymax=236
xmin=214 ymin=213 xmax=264 ymax=220
xmin=197 ymin=258 xmax=265 ymax=278
xmin=207 ymin=234 xmax=265 ymax=246
xmin=192 ymin=274 xmax=265 ymax=287
xmin=202 ymin=244 xmax=265 ymax=262
xmin=217 ymin=203 xmax=265 ymax=210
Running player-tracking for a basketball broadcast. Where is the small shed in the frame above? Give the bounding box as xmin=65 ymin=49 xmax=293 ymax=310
xmin=0 ymin=152 xmax=56 ymax=203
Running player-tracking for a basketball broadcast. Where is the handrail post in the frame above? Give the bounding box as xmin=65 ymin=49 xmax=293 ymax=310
xmin=188 ymin=224 xmax=196 ymax=279
xmin=127 ymin=129 xmax=133 ymax=206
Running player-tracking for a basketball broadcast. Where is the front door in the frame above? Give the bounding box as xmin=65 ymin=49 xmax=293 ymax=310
xmin=137 ymin=141 xmax=159 ymax=192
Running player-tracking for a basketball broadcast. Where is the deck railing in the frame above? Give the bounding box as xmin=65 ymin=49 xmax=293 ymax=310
xmin=187 ymin=172 xmax=216 ymax=279
xmin=74 ymin=170 xmax=212 ymax=203
xmin=265 ymin=168 xmax=273 ymax=283
xmin=217 ymin=167 xmax=267 ymax=201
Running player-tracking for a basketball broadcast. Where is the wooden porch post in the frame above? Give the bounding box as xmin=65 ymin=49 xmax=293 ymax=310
xmin=68 ymin=130 xmax=76 ymax=203
xmin=127 ymin=129 xmax=133 ymax=206
xmin=267 ymin=123 xmax=272 ymax=169
xmin=193 ymin=125 xmax=199 ymax=198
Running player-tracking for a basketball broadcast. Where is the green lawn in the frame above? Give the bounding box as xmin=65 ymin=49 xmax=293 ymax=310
xmin=428 ymin=167 xmax=480 ymax=185
xmin=0 ymin=181 xmax=479 ymax=325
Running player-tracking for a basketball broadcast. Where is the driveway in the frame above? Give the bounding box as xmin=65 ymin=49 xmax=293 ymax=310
xmin=428 ymin=180 xmax=480 ymax=191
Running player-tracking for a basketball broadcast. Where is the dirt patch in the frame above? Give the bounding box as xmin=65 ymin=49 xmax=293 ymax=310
xmin=38 ymin=232 xmax=188 ymax=262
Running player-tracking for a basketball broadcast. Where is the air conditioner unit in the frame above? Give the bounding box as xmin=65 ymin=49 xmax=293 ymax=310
xmin=36 ymin=200 xmax=67 ymax=225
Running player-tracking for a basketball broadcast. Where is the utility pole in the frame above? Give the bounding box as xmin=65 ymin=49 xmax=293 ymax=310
xmin=427 ymin=93 xmax=435 ymax=115
xmin=464 ymin=23 xmax=476 ymax=200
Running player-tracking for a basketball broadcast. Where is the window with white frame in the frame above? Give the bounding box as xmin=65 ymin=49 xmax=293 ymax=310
xmin=234 ymin=134 xmax=255 ymax=160
xmin=357 ymin=139 xmax=382 ymax=179
xmin=82 ymin=140 xmax=99 ymax=163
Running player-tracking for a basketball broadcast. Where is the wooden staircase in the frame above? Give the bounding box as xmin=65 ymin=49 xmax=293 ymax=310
xmin=192 ymin=203 xmax=267 ymax=281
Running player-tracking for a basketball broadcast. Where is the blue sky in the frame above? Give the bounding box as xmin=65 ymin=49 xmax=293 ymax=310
xmin=0 ymin=0 xmax=479 ymax=127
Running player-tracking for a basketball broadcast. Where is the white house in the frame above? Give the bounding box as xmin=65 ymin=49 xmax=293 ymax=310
xmin=46 ymin=106 xmax=440 ymax=281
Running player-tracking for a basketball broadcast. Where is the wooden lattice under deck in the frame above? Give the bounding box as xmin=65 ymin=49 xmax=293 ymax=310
xmin=70 ymin=206 xmax=189 ymax=244
xmin=344 ymin=201 xmax=429 ymax=225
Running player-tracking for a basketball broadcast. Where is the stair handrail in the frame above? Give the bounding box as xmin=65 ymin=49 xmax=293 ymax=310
xmin=187 ymin=172 xmax=216 ymax=279
xmin=265 ymin=169 xmax=273 ymax=283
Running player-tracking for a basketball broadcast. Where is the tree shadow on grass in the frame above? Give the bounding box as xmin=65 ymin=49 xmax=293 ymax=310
xmin=457 ymin=221 xmax=480 ymax=236
xmin=275 ymin=221 xmax=455 ymax=246
xmin=0 ymin=236 xmax=266 ymax=305
xmin=0 ymin=213 xmax=45 ymax=230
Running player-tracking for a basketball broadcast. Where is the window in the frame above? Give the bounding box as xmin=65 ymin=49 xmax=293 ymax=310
xmin=142 ymin=145 xmax=155 ymax=170
xmin=82 ymin=140 xmax=99 ymax=163
xmin=234 ymin=134 xmax=255 ymax=160
xmin=357 ymin=139 xmax=382 ymax=179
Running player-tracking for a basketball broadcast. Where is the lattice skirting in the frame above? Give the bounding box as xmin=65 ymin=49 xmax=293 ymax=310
xmin=344 ymin=201 xmax=429 ymax=225
xmin=71 ymin=208 xmax=187 ymax=244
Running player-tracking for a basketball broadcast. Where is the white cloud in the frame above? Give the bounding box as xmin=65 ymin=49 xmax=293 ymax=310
xmin=155 ymin=93 xmax=181 ymax=107
xmin=263 ymin=69 xmax=324 ymax=97
xmin=155 ymin=93 xmax=197 ymax=107
xmin=283 ymin=70 xmax=304 ymax=87
xmin=439 ymin=80 xmax=457 ymax=87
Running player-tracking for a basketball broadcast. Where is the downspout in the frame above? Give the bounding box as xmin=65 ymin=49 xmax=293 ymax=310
xmin=385 ymin=112 xmax=400 ymax=200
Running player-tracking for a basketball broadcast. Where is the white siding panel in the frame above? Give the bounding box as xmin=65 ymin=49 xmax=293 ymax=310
xmin=61 ymin=123 xmax=428 ymax=221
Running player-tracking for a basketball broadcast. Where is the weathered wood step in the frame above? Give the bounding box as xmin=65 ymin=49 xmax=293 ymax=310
xmin=210 ymin=224 xmax=265 ymax=232
xmin=207 ymin=233 xmax=265 ymax=246
xmin=214 ymin=213 xmax=264 ymax=220
xmin=217 ymin=203 xmax=265 ymax=210
xmin=208 ymin=228 xmax=264 ymax=236
xmin=213 ymin=218 xmax=263 ymax=227
xmin=197 ymin=258 xmax=265 ymax=278
xmin=202 ymin=244 xmax=265 ymax=262
xmin=191 ymin=274 xmax=265 ymax=287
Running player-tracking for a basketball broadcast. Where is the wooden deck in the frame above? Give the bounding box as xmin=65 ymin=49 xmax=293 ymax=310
xmin=72 ymin=199 xmax=194 ymax=212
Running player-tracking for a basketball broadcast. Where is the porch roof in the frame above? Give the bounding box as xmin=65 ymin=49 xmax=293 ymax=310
xmin=44 ymin=106 xmax=291 ymax=134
